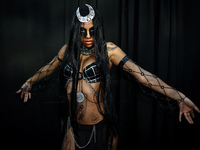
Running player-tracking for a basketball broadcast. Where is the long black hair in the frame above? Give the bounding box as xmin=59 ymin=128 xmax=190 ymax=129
xmin=58 ymin=4 xmax=117 ymax=140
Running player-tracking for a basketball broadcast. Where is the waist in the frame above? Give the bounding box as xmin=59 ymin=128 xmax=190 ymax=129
xmin=74 ymin=119 xmax=106 ymax=131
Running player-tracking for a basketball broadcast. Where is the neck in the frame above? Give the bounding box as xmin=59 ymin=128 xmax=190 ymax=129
xmin=80 ymin=46 xmax=95 ymax=55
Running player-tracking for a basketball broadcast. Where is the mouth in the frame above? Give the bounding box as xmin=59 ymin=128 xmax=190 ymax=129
xmin=84 ymin=40 xmax=93 ymax=45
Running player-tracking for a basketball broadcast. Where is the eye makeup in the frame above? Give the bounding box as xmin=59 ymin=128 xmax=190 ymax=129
xmin=80 ymin=27 xmax=94 ymax=37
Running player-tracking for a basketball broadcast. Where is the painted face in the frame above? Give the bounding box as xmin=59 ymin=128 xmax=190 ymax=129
xmin=80 ymin=20 xmax=94 ymax=48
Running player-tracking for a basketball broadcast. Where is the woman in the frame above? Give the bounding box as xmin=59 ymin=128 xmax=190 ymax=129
xmin=16 ymin=4 xmax=200 ymax=150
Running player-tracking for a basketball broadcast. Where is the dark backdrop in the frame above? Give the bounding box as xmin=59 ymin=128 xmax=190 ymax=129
xmin=1 ymin=0 xmax=200 ymax=149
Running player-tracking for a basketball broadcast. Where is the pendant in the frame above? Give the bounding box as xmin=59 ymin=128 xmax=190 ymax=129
xmin=77 ymin=92 xmax=85 ymax=103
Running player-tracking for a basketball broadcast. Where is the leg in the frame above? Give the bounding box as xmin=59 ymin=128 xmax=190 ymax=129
xmin=61 ymin=128 xmax=75 ymax=150
xmin=111 ymin=134 xmax=118 ymax=150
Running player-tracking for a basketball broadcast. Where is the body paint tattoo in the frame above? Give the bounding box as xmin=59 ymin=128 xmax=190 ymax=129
xmin=107 ymin=46 xmax=118 ymax=51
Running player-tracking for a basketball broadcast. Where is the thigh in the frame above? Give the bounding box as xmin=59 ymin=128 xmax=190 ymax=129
xmin=108 ymin=133 xmax=118 ymax=150
xmin=61 ymin=128 xmax=75 ymax=150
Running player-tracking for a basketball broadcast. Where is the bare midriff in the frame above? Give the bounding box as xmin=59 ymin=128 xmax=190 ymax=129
xmin=66 ymin=79 xmax=104 ymax=125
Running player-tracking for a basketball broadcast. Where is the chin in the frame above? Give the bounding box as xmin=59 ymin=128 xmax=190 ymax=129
xmin=85 ymin=44 xmax=94 ymax=48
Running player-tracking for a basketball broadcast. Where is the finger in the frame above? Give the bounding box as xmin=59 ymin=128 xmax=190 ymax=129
xmin=184 ymin=113 xmax=190 ymax=124
xmin=187 ymin=113 xmax=194 ymax=124
xmin=184 ymin=113 xmax=194 ymax=124
xmin=179 ymin=112 xmax=183 ymax=122
xmin=21 ymin=92 xmax=25 ymax=99
xmin=28 ymin=93 xmax=31 ymax=99
xmin=193 ymin=106 xmax=200 ymax=113
xmin=16 ymin=89 xmax=21 ymax=93
xmin=24 ymin=93 xmax=29 ymax=103
xmin=191 ymin=110 xmax=195 ymax=118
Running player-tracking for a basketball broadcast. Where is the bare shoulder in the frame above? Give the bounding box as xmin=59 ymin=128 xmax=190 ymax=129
xmin=58 ymin=44 xmax=67 ymax=60
xmin=106 ymin=42 xmax=125 ymax=55
xmin=106 ymin=42 xmax=127 ymax=66
xmin=106 ymin=42 xmax=120 ymax=51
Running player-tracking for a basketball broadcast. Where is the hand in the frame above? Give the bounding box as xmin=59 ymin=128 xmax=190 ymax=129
xmin=16 ymin=82 xmax=32 ymax=102
xmin=178 ymin=97 xmax=200 ymax=124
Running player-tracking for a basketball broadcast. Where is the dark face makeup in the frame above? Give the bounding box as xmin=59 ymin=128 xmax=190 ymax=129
xmin=80 ymin=20 xmax=94 ymax=48
xmin=80 ymin=27 xmax=95 ymax=38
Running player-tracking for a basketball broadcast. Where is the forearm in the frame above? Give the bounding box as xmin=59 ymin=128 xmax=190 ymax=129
xmin=138 ymin=71 xmax=185 ymax=102
xmin=121 ymin=56 xmax=186 ymax=103
xmin=25 ymin=55 xmax=62 ymax=87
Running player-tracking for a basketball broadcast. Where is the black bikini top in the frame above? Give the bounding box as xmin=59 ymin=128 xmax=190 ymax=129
xmin=63 ymin=62 xmax=101 ymax=83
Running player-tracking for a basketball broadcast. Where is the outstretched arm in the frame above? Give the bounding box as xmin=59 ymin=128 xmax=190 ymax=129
xmin=107 ymin=42 xmax=200 ymax=124
xmin=16 ymin=44 xmax=66 ymax=102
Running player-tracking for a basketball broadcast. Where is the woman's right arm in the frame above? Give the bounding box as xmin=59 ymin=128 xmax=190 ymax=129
xmin=16 ymin=44 xmax=67 ymax=102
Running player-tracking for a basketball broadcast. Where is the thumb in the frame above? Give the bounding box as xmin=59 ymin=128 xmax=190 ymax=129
xmin=16 ymin=89 xmax=21 ymax=93
xmin=194 ymin=105 xmax=200 ymax=113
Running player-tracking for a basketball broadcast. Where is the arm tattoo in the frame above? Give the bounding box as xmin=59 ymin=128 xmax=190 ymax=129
xmin=107 ymin=46 xmax=118 ymax=51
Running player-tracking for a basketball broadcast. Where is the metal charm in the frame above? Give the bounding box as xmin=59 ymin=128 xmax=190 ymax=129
xmin=77 ymin=92 xmax=85 ymax=103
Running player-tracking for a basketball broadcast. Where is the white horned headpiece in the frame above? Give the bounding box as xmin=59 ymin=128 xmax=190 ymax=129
xmin=76 ymin=4 xmax=95 ymax=23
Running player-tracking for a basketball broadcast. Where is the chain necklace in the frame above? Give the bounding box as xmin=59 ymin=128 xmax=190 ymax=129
xmin=80 ymin=47 xmax=95 ymax=55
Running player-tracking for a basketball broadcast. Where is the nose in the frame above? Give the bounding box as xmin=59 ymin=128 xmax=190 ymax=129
xmin=86 ymin=30 xmax=91 ymax=38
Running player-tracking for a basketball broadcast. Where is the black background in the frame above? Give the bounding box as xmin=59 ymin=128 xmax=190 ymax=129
xmin=1 ymin=0 xmax=200 ymax=149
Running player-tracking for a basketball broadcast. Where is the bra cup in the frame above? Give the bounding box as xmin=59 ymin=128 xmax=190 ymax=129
xmin=63 ymin=64 xmax=73 ymax=80
xmin=63 ymin=62 xmax=101 ymax=83
xmin=83 ymin=63 xmax=101 ymax=83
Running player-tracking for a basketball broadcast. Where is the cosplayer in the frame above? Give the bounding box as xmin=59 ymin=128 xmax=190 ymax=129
xmin=16 ymin=4 xmax=200 ymax=150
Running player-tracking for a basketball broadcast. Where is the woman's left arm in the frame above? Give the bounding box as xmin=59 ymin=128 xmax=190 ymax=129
xmin=107 ymin=42 xmax=200 ymax=124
